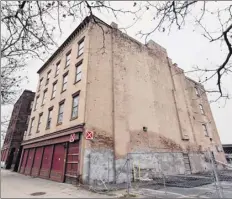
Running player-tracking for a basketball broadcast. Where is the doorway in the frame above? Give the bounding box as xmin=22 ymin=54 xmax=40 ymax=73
xmin=5 ymin=148 xmax=15 ymax=170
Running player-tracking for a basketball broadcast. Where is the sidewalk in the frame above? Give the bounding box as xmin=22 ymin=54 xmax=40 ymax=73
xmin=1 ymin=169 xmax=117 ymax=198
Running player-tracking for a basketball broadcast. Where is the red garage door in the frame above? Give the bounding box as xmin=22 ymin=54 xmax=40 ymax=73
xmin=3 ymin=149 xmax=9 ymax=162
xmin=1 ymin=150 xmax=3 ymax=161
xmin=24 ymin=148 xmax=35 ymax=175
xmin=65 ymin=141 xmax=79 ymax=179
xmin=31 ymin=147 xmax=43 ymax=177
xmin=20 ymin=149 xmax=29 ymax=174
xmin=39 ymin=145 xmax=53 ymax=179
xmin=50 ymin=144 xmax=65 ymax=182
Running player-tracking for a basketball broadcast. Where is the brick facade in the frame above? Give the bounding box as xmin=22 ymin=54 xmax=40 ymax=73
xmin=1 ymin=90 xmax=35 ymax=171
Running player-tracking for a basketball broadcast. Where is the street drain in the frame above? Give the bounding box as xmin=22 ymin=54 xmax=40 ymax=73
xmin=106 ymin=193 xmax=117 ymax=196
xmin=30 ymin=192 xmax=46 ymax=196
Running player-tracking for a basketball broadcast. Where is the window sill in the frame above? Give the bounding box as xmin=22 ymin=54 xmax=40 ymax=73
xmin=70 ymin=116 xmax=78 ymax=121
xmin=77 ymin=53 xmax=83 ymax=59
xmin=61 ymin=89 xmax=66 ymax=94
xmin=74 ymin=80 xmax=81 ymax=85
xmin=56 ymin=122 xmax=62 ymax=126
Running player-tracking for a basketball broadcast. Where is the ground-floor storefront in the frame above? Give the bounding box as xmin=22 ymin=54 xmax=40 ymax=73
xmin=18 ymin=124 xmax=83 ymax=184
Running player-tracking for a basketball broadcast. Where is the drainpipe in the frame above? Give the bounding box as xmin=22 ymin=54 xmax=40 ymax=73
xmin=166 ymin=57 xmax=183 ymax=140
xmin=111 ymin=22 xmax=117 ymax=183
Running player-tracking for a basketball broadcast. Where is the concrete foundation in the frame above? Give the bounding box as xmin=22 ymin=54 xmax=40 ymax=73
xmin=83 ymin=149 xmax=216 ymax=184
xmin=188 ymin=152 xmax=212 ymax=173
xmin=82 ymin=149 xmax=114 ymax=184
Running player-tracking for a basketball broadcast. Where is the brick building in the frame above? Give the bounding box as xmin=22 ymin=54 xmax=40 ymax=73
xmin=18 ymin=15 xmax=226 ymax=184
xmin=1 ymin=90 xmax=35 ymax=171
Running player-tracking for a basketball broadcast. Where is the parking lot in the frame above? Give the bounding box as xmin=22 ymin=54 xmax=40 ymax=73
xmin=127 ymin=170 xmax=232 ymax=198
xmin=129 ymin=181 xmax=232 ymax=198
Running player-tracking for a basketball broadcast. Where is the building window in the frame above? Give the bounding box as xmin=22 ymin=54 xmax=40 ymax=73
xmin=78 ymin=38 xmax=84 ymax=56
xmin=51 ymin=81 xmax=57 ymax=99
xmin=57 ymin=101 xmax=64 ymax=124
xmin=42 ymin=89 xmax=47 ymax=105
xmin=71 ymin=93 xmax=79 ymax=119
xmin=55 ymin=61 xmax=60 ymax=76
xmin=29 ymin=101 xmax=34 ymax=110
xmin=65 ymin=51 xmax=71 ymax=67
xmin=199 ymin=104 xmax=204 ymax=114
xmin=38 ymin=78 xmax=43 ymax=91
xmin=62 ymin=73 xmax=68 ymax=92
xmin=195 ymin=87 xmax=199 ymax=96
xmin=29 ymin=117 xmax=35 ymax=135
xmin=37 ymin=113 xmax=43 ymax=133
xmin=46 ymin=70 xmax=51 ymax=85
xmin=26 ymin=115 xmax=30 ymax=125
xmin=75 ymin=61 xmax=82 ymax=83
xmin=202 ymin=124 xmax=208 ymax=136
xmin=46 ymin=107 xmax=53 ymax=129
xmin=34 ymin=96 xmax=39 ymax=110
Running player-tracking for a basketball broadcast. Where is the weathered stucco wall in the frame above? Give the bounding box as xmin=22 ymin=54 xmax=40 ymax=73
xmin=81 ymin=21 xmax=226 ymax=183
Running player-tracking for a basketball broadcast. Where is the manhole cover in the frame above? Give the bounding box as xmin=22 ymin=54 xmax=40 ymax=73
xmin=30 ymin=192 xmax=46 ymax=196
xmin=106 ymin=193 xmax=117 ymax=196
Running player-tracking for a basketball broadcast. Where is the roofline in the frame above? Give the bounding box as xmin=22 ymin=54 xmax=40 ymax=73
xmin=185 ymin=76 xmax=204 ymax=88
xmin=37 ymin=15 xmax=111 ymax=74
xmin=23 ymin=89 xmax=35 ymax=94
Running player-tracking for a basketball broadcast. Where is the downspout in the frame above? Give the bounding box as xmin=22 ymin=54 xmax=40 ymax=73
xmin=166 ymin=57 xmax=183 ymax=140
xmin=80 ymin=22 xmax=91 ymax=183
xmin=111 ymin=26 xmax=116 ymax=183
xmin=180 ymin=77 xmax=197 ymax=144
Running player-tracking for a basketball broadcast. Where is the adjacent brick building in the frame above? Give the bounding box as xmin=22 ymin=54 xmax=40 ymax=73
xmin=19 ymin=15 xmax=226 ymax=184
xmin=1 ymin=90 xmax=35 ymax=171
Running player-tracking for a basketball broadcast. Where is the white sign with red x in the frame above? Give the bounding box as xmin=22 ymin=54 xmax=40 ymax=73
xmin=69 ymin=133 xmax=75 ymax=142
xmin=85 ymin=130 xmax=94 ymax=140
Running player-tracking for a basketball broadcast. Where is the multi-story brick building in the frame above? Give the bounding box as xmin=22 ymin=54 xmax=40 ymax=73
xmin=1 ymin=90 xmax=35 ymax=171
xmin=18 ymin=15 xmax=226 ymax=184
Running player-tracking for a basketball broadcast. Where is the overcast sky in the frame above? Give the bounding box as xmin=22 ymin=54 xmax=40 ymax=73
xmin=2 ymin=1 xmax=231 ymax=145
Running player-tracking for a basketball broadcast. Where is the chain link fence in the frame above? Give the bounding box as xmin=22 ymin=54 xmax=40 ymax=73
xmin=84 ymin=149 xmax=232 ymax=198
